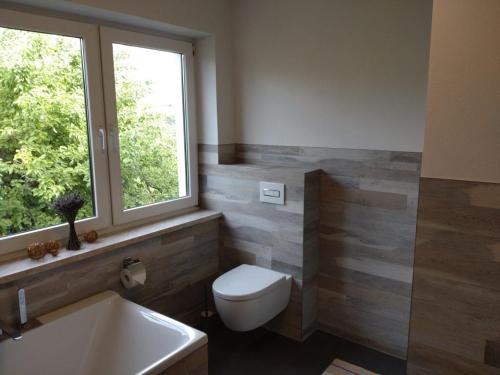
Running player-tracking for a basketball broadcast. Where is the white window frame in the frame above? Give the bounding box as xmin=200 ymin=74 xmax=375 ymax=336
xmin=0 ymin=11 xmax=199 ymax=255
xmin=100 ymin=27 xmax=198 ymax=226
xmin=0 ymin=9 xmax=112 ymax=254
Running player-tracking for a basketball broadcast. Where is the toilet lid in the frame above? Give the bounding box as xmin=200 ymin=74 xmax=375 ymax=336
xmin=213 ymin=264 xmax=288 ymax=301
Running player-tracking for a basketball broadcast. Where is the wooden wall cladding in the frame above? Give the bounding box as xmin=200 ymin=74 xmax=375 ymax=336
xmin=199 ymin=162 xmax=321 ymax=341
xmin=233 ymin=144 xmax=421 ymax=359
xmin=407 ymin=178 xmax=500 ymax=374
xmin=0 ymin=219 xmax=220 ymax=327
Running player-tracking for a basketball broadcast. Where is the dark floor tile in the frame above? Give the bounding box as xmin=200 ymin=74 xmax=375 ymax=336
xmin=199 ymin=318 xmax=405 ymax=375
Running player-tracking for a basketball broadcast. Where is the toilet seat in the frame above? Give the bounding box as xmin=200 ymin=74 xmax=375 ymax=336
xmin=213 ymin=265 xmax=287 ymax=301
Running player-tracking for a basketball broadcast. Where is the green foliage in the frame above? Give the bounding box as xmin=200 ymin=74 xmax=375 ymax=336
xmin=0 ymin=28 xmax=179 ymax=237
xmin=113 ymin=49 xmax=179 ymax=209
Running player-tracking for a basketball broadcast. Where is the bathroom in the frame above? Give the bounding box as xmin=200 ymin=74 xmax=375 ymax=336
xmin=0 ymin=0 xmax=499 ymax=374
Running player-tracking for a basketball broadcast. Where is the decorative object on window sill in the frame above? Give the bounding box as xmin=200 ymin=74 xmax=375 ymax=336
xmin=26 ymin=240 xmax=60 ymax=260
xmin=27 ymin=242 xmax=47 ymax=260
xmin=83 ymin=230 xmax=98 ymax=243
xmin=53 ymin=192 xmax=85 ymax=251
xmin=45 ymin=240 xmax=60 ymax=256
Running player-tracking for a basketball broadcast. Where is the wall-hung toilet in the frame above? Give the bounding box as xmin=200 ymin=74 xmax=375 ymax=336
xmin=212 ymin=264 xmax=292 ymax=331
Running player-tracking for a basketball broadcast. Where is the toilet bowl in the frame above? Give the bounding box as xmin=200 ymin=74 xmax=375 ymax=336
xmin=212 ymin=264 xmax=292 ymax=331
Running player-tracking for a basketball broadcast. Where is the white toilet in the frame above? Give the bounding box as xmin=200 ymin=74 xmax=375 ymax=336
xmin=212 ymin=264 xmax=292 ymax=331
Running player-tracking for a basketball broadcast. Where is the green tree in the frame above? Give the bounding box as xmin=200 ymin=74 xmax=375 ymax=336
xmin=113 ymin=48 xmax=179 ymax=209
xmin=0 ymin=28 xmax=179 ymax=237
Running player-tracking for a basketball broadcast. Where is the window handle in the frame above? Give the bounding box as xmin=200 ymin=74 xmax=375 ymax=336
xmin=98 ymin=128 xmax=106 ymax=152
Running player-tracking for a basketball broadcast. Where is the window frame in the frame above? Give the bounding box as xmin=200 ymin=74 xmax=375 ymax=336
xmin=0 ymin=11 xmax=199 ymax=255
xmin=0 ymin=9 xmax=112 ymax=254
xmin=99 ymin=27 xmax=198 ymax=226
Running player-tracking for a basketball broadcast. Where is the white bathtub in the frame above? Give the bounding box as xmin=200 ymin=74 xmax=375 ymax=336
xmin=0 ymin=291 xmax=207 ymax=375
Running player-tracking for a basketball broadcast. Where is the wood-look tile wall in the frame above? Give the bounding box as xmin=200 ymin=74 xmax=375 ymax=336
xmin=0 ymin=220 xmax=219 ymax=327
xmin=233 ymin=144 xmax=421 ymax=358
xmin=407 ymin=178 xmax=500 ymax=374
xmin=199 ymin=163 xmax=321 ymax=341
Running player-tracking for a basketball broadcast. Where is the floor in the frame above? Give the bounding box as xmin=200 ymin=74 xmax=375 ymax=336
xmin=199 ymin=318 xmax=406 ymax=375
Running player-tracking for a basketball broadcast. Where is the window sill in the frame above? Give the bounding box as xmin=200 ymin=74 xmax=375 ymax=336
xmin=0 ymin=209 xmax=221 ymax=285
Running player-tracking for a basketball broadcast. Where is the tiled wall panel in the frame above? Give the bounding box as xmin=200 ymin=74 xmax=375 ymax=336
xmin=234 ymin=144 xmax=421 ymax=358
xmin=407 ymin=178 xmax=500 ymax=374
xmin=199 ymin=163 xmax=320 ymax=340
xmin=0 ymin=220 xmax=220 ymax=327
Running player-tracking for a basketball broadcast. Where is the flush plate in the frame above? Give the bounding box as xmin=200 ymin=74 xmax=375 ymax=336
xmin=260 ymin=181 xmax=285 ymax=205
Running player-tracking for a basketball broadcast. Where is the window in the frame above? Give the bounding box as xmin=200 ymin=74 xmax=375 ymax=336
xmin=114 ymin=45 xmax=186 ymax=209
xmin=0 ymin=11 xmax=197 ymax=254
xmin=100 ymin=28 xmax=197 ymax=224
xmin=0 ymin=28 xmax=95 ymax=235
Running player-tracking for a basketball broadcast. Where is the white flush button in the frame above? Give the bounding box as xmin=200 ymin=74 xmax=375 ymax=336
xmin=260 ymin=181 xmax=285 ymax=205
xmin=263 ymin=189 xmax=280 ymax=198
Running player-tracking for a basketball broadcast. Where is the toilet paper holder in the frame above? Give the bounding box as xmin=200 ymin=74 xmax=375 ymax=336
xmin=120 ymin=257 xmax=147 ymax=289
xmin=123 ymin=257 xmax=140 ymax=268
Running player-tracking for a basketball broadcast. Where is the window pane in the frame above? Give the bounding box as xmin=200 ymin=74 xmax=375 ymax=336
xmin=0 ymin=27 xmax=94 ymax=237
xmin=112 ymin=43 xmax=187 ymax=210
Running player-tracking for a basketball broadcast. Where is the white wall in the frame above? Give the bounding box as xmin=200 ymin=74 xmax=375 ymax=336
xmin=194 ymin=36 xmax=219 ymax=145
xmin=8 ymin=0 xmax=234 ymax=145
xmin=71 ymin=0 xmax=235 ymax=144
xmin=421 ymin=0 xmax=500 ymax=183
xmin=232 ymin=0 xmax=433 ymax=152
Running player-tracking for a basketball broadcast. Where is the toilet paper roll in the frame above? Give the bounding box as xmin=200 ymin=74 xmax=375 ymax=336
xmin=120 ymin=262 xmax=147 ymax=289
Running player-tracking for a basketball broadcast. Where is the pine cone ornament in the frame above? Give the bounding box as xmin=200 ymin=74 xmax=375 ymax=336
xmin=27 ymin=242 xmax=47 ymax=260
xmin=83 ymin=230 xmax=98 ymax=243
xmin=45 ymin=240 xmax=60 ymax=256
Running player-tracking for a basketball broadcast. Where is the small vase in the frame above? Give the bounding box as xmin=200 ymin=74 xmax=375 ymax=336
xmin=67 ymin=220 xmax=81 ymax=250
